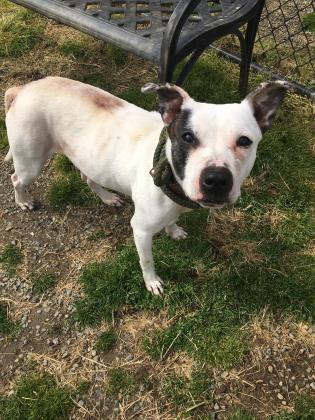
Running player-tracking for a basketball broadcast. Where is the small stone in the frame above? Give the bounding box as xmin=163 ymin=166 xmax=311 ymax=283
xmin=52 ymin=338 xmax=59 ymax=345
xmin=268 ymin=365 xmax=273 ymax=373
xmin=78 ymin=400 xmax=84 ymax=406
xmin=277 ymin=393 xmax=284 ymax=400
xmin=5 ymin=223 xmax=13 ymax=231
xmin=310 ymin=382 xmax=315 ymax=390
xmin=91 ymin=350 xmax=97 ymax=357
xmin=282 ymin=401 xmax=287 ymax=406
xmin=214 ymin=403 xmax=220 ymax=410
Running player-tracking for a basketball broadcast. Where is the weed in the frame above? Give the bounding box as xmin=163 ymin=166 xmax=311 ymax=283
xmin=0 ymin=304 xmax=16 ymax=335
xmin=87 ymin=230 xmax=108 ymax=241
xmin=30 ymin=272 xmax=57 ymax=294
xmin=53 ymin=155 xmax=75 ymax=174
xmin=162 ymin=367 xmax=213 ymax=414
xmin=106 ymin=368 xmax=137 ymax=396
xmin=59 ymin=40 xmax=87 ymax=59
xmin=0 ymin=118 xmax=8 ymax=153
xmin=95 ymin=329 xmax=117 ymax=353
xmin=0 ymin=244 xmax=22 ymax=275
xmin=107 ymin=44 xmax=128 ymax=67
xmin=0 ymin=374 xmax=73 ymax=420
xmin=275 ymin=395 xmax=315 ymax=419
xmin=303 ymin=13 xmax=315 ymax=32
xmin=228 ymin=409 xmax=256 ymax=419
xmin=72 ymin=380 xmax=90 ymax=398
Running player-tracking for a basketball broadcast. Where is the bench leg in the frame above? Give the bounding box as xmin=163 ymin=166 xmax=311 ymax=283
xmin=159 ymin=61 xmax=175 ymax=84
xmin=239 ymin=5 xmax=264 ymax=97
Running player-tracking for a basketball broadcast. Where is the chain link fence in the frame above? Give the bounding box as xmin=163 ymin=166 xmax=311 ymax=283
xmin=214 ymin=0 xmax=314 ymax=97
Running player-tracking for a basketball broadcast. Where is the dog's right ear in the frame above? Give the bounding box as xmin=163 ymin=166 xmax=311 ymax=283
xmin=142 ymin=83 xmax=190 ymax=125
xmin=245 ymin=81 xmax=289 ymax=133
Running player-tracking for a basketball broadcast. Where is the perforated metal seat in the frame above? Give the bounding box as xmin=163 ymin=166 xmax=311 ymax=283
xmin=11 ymin=0 xmax=265 ymax=95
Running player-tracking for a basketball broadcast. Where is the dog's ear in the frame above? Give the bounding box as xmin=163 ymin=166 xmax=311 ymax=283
xmin=245 ymin=81 xmax=289 ymax=133
xmin=142 ymin=83 xmax=190 ymax=125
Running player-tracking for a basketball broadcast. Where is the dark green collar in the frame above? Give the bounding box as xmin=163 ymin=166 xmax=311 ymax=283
xmin=149 ymin=127 xmax=201 ymax=209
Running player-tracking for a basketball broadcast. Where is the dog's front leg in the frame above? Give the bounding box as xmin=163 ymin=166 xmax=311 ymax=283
xmin=131 ymin=223 xmax=163 ymax=296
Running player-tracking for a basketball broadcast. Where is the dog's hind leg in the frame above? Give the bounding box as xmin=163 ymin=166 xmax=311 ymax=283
xmin=165 ymin=223 xmax=188 ymax=240
xmin=11 ymin=158 xmax=45 ymax=210
xmin=83 ymin=176 xmax=123 ymax=207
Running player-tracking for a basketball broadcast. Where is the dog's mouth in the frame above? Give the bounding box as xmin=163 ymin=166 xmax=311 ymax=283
xmin=197 ymin=199 xmax=228 ymax=209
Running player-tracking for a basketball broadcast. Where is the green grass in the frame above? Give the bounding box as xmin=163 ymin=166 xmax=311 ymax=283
xmin=0 ymin=7 xmax=44 ymax=58
xmin=0 ymin=117 xmax=8 ymax=153
xmin=0 ymin=244 xmax=22 ymax=276
xmin=30 ymin=272 xmax=57 ymax=294
xmin=106 ymin=368 xmax=137 ymax=396
xmin=95 ymin=329 xmax=117 ymax=353
xmin=47 ymin=172 xmax=100 ymax=210
xmin=0 ymin=304 xmax=16 ymax=336
xmin=0 ymin=374 xmax=73 ymax=420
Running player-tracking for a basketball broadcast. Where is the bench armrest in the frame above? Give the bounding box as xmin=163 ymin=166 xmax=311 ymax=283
xmin=160 ymin=0 xmax=203 ymax=81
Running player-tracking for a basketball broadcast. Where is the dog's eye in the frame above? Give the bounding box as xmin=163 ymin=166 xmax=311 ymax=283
xmin=236 ymin=136 xmax=252 ymax=148
xmin=182 ymin=132 xmax=195 ymax=145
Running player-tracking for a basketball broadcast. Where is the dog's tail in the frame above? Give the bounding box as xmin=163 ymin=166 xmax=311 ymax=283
xmin=4 ymin=86 xmax=22 ymax=162
xmin=4 ymin=86 xmax=22 ymax=114
xmin=4 ymin=149 xmax=12 ymax=162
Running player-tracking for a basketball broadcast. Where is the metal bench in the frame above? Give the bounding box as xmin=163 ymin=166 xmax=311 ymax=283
xmin=10 ymin=0 xmax=265 ymax=96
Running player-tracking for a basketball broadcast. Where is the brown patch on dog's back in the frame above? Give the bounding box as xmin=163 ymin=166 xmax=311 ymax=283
xmin=85 ymin=86 xmax=123 ymax=110
xmin=45 ymin=76 xmax=124 ymax=111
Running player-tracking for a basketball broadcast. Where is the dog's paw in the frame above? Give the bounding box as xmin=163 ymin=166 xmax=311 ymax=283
xmin=165 ymin=224 xmax=188 ymax=240
xmin=145 ymin=276 xmax=164 ymax=296
xmin=17 ymin=200 xmax=35 ymax=211
xmin=105 ymin=194 xmax=123 ymax=207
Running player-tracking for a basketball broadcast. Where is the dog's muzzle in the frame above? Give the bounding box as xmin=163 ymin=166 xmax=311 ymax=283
xmin=199 ymin=166 xmax=233 ymax=206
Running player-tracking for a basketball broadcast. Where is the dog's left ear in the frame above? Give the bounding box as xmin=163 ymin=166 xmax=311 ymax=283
xmin=142 ymin=83 xmax=190 ymax=125
xmin=245 ymin=81 xmax=289 ymax=133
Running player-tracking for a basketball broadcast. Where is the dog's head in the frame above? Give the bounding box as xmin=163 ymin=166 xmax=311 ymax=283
xmin=142 ymin=81 xmax=288 ymax=208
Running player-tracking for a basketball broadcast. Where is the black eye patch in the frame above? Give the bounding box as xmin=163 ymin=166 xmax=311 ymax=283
xmin=168 ymin=109 xmax=199 ymax=180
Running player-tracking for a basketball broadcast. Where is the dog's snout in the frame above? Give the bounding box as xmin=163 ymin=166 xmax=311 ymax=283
xmin=200 ymin=166 xmax=233 ymax=202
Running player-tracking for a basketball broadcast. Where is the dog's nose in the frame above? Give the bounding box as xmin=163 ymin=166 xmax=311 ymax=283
xmin=200 ymin=166 xmax=233 ymax=198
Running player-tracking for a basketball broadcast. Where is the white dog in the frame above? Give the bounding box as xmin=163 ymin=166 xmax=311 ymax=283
xmin=4 ymin=77 xmax=287 ymax=294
